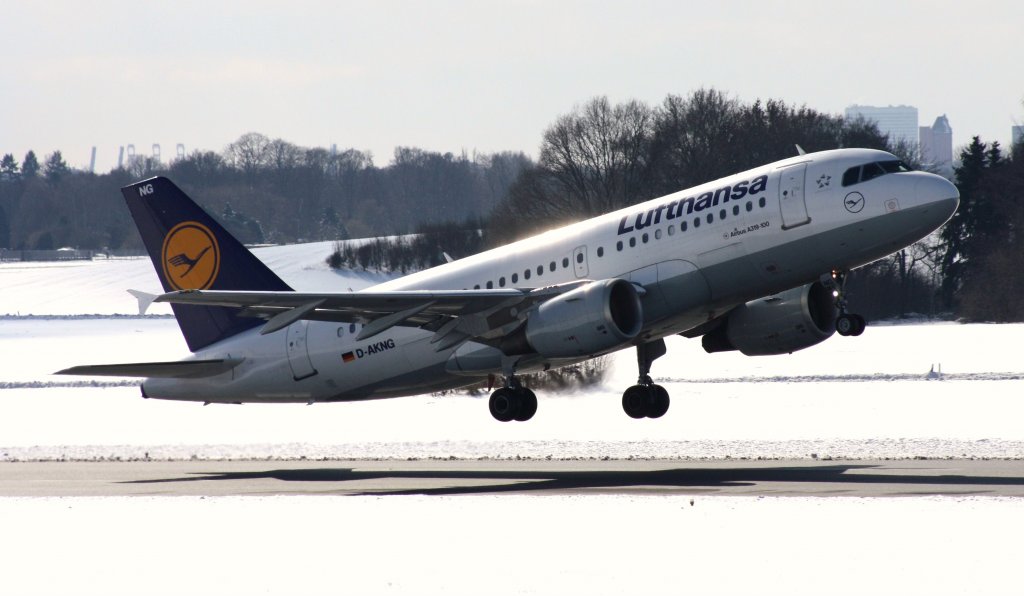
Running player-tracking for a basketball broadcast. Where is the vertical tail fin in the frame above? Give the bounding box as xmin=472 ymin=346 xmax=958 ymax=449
xmin=123 ymin=177 xmax=293 ymax=352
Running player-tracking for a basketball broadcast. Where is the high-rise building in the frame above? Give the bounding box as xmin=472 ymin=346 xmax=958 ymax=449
xmin=845 ymin=104 xmax=919 ymax=147
xmin=920 ymin=114 xmax=953 ymax=175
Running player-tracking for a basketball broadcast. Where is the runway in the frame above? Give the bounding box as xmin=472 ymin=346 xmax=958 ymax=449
xmin=4 ymin=458 xmax=1024 ymax=497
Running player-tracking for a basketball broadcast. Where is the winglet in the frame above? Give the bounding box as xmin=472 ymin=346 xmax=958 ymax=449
xmin=127 ymin=289 xmax=157 ymax=315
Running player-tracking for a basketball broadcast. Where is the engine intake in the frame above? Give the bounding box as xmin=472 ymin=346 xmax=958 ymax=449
xmin=513 ymin=279 xmax=643 ymax=358
xmin=702 ymin=282 xmax=837 ymax=356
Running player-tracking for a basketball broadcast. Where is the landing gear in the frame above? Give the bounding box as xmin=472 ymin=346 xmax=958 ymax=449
xmin=621 ymin=339 xmax=670 ymax=419
xmin=488 ymin=377 xmax=538 ymax=422
xmin=829 ymin=270 xmax=866 ymax=337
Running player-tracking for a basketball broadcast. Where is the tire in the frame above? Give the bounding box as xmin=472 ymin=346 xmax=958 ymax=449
xmin=489 ymin=388 xmax=517 ymax=422
xmin=851 ymin=314 xmax=866 ymax=336
xmin=835 ymin=314 xmax=854 ymax=336
xmin=647 ymin=385 xmax=670 ymax=419
xmin=622 ymin=385 xmax=649 ymax=419
xmin=513 ymin=388 xmax=538 ymax=421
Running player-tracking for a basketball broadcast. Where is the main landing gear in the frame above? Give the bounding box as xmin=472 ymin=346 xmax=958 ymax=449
xmin=489 ymin=377 xmax=538 ymax=422
xmin=621 ymin=339 xmax=670 ymax=419
xmin=830 ymin=269 xmax=866 ymax=337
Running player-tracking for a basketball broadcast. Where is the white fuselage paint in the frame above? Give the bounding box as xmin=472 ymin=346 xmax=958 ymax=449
xmin=143 ymin=149 xmax=958 ymax=403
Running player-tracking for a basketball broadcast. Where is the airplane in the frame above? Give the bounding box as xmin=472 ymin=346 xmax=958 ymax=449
xmin=58 ymin=148 xmax=959 ymax=421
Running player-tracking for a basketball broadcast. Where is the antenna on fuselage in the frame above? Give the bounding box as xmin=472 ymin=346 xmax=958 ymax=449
xmin=795 ymin=144 xmax=807 ymax=156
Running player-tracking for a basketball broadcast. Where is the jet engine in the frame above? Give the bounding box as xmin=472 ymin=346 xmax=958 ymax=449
xmin=701 ymin=282 xmax=836 ymax=356
xmin=503 ymin=279 xmax=643 ymax=358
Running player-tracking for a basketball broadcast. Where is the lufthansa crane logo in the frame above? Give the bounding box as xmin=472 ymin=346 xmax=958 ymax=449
xmin=161 ymin=221 xmax=220 ymax=290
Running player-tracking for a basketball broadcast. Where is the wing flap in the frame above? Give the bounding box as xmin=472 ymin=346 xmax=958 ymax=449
xmin=56 ymin=359 xmax=243 ymax=379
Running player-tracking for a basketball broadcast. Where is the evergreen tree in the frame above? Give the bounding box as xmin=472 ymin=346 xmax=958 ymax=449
xmin=0 ymin=154 xmax=18 ymax=181
xmin=43 ymin=151 xmax=70 ymax=184
xmin=939 ymin=136 xmax=996 ymax=308
xmin=22 ymin=151 xmax=39 ymax=178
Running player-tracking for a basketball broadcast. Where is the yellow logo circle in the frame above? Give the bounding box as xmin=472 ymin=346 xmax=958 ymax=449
xmin=161 ymin=222 xmax=220 ymax=291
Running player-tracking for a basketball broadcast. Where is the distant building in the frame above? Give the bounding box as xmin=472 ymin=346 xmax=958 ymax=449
xmin=845 ymin=104 xmax=919 ymax=147
xmin=1013 ymin=125 xmax=1024 ymax=147
xmin=920 ymin=114 xmax=954 ymax=175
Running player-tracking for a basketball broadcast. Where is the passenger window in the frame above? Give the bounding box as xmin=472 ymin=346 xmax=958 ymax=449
xmin=842 ymin=166 xmax=860 ymax=187
xmin=861 ymin=162 xmax=885 ymax=182
xmin=337 ymin=327 xmax=345 ymax=337
xmin=511 ymin=273 xmax=518 ymax=283
xmin=537 ymin=265 xmax=543 ymax=275
xmin=733 ymin=205 xmax=739 ymax=216
xmin=474 ymin=284 xmax=480 ymax=289
xmin=694 ymin=217 xmax=701 ymax=228
xmin=655 ymin=229 xmax=662 ymax=240
xmin=562 ymin=257 xmax=569 ymax=268
xmin=576 ymin=253 xmax=583 ymax=263
xmin=616 ymin=240 xmax=623 ymax=251
xmin=706 ymin=214 xmax=713 ymax=224
xmin=597 ymin=246 xmax=604 ymax=257
xmin=719 ymin=209 xmax=726 ymax=220
xmin=524 ymin=269 xmax=531 ymax=280
xmin=681 ymin=220 xmax=688 ymax=232
xmin=629 ymin=237 xmax=636 ymax=247
xmin=758 ymin=197 xmax=766 ymax=208
xmin=549 ymin=261 xmax=556 ymax=272
xmin=642 ymin=233 xmax=649 ymax=243
xmin=668 ymin=225 xmax=675 ymax=236
xmin=349 ymin=323 xmax=357 ymax=333
xmin=746 ymin=201 xmax=753 ymax=212
xmin=499 ymin=277 xmax=506 ymax=287
xmin=486 ymin=281 xmax=493 ymax=289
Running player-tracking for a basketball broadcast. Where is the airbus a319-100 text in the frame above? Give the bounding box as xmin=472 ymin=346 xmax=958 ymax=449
xmin=60 ymin=148 xmax=959 ymax=421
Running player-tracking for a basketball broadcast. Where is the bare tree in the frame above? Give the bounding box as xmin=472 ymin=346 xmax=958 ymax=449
xmin=539 ymin=96 xmax=654 ymax=216
xmin=226 ymin=132 xmax=271 ymax=184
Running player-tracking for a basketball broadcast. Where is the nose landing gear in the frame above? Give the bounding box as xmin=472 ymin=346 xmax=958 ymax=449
xmin=830 ymin=269 xmax=866 ymax=336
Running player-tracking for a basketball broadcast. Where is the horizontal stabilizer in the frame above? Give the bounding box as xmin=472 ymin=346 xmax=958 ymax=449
xmin=56 ymin=359 xmax=243 ymax=379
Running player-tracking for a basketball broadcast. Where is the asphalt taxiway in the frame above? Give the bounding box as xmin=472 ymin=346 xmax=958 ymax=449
xmin=3 ymin=458 xmax=1024 ymax=497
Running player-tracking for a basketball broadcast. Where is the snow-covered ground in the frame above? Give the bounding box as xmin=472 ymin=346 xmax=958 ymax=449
xmin=5 ymin=245 xmax=1024 ymax=595
xmin=0 ymin=494 xmax=1020 ymax=596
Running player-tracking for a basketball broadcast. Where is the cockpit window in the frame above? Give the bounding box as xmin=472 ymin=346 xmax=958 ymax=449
xmin=879 ymin=160 xmax=911 ymax=173
xmin=860 ymin=162 xmax=885 ymax=182
xmin=842 ymin=167 xmax=860 ymax=187
xmin=841 ymin=159 xmax=912 ymax=187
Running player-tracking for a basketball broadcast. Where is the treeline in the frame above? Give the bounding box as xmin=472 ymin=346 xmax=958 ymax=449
xmin=486 ymin=89 xmax=905 ymax=244
xmin=328 ymin=219 xmax=486 ymax=273
xmin=0 ymin=136 xmax=530 ymax=250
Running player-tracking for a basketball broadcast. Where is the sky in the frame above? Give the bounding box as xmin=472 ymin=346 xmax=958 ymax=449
xmin=2 ymin=0 xmax=1021 ymax=172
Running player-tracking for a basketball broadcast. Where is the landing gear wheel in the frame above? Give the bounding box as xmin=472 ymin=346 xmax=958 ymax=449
xmin=836 ymin=313 xmax=867 ymax=337
xmin=648 ymin=385 xmax=670 ymax=419
xmin=513 ymin=388 xmax=537 ymax=422
xmin=622 ymin=385 xmax=649 ymax=419
xmin=836 ymin=314 xmax=856 ymax=336
xmin=850 ymin=314 xmax=866 ymax=336
xmin=621 ymin=384 xmax=670 ymax=419
xmin=489 ymin=388 xmax=517 ymax=422
xmin=489 ymin=386 xmax=537 ymax=422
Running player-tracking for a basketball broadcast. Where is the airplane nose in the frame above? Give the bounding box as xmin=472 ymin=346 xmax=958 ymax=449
xmin=915 ymin=173 xmax=960 ymax=220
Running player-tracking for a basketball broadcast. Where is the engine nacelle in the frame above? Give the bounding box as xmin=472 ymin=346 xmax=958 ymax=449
xmin=702 ymin=282 xmax=837 ymax=356
xmin=521 ymin=279 xmax=643 ymax=358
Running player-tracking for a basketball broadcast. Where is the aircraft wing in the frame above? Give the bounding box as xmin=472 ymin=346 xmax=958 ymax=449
xmin=154 ymin=284 xmax=589 ymax=350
